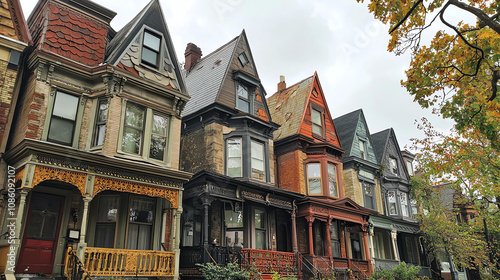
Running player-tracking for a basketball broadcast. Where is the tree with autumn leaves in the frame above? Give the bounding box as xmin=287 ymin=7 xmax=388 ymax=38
xmin=355 ymin=0 xmax=500 ymax=278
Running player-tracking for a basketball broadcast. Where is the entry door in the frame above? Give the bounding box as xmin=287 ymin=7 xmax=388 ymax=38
xmin=17 ymin=192 xmax=65 ymax=273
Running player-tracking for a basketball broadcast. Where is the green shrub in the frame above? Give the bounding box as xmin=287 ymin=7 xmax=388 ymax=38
xmin=369 ymin=262 xmax=422 ymax=280
xmin=197 ymin=262 xmax=250 ymax=280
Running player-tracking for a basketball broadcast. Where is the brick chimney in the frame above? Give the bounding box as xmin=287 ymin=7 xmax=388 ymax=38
xmin=278 ymin=75 xmax=286 ymax=91
xmin=184 ymin=43 xmax=202 ymax=69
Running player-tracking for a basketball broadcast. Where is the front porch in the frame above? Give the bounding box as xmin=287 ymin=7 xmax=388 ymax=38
xmin=179 ymin=246 xmax=299 ymax=279
xmin=65 ymin=247 xmax=175 ymax=279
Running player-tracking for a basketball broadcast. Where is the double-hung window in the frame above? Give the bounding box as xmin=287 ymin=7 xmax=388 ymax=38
xmin=328 ymin=164 xmax=338 ymax=197
xmin=251 ymin=140 xmax=265 ymax=181
xmin=254 ymin=208 xmax=266 ymax=250
xmin=127 ymin=196 xmax=155 ymax=250
xmin=359 ymin=139 xmax=367 ymax=159
xmin=311 ymin=108 xmax=323 ymax=136
xmin=389 ymin=157 xmax=398 ymax=174
xmin=226 ymin=138 xmax=242 ymax=177
xmin=237 ymin=84 xmax=250 ymax=113
xmin=400 ymin=192 xmax=409 ymax=217
xmin=93 ymin=98 xmax=109 ymax=146
xmin=120 ymin=101 xmax=170 ymax=162
xmin=47 ymin=91 xmax=81 ymax=146
xmin=225 ymin=204 xmax=243 ymax=247
xmin=307 ymin=163 xmax=322 ymax=195
xmin=388 ymin=191 xmax=398 ymax=215
xmin=142 ymin=31 xmax=161 ymax=68
xmin=363 ymin=183 xmax=375 ymax=210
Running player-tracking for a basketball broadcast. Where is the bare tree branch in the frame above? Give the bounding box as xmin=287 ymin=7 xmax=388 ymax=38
xmin=448 ymin=0 xmax=500 ymax=35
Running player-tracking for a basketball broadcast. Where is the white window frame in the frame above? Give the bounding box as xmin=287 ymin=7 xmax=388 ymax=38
xmin=307 ymin=163 xmax=323 ymax=195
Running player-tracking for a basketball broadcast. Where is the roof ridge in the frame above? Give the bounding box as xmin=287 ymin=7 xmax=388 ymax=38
xmin=193 ymin=35 xmax=239 ymax=65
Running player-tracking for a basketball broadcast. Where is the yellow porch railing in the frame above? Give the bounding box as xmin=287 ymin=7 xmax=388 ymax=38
xmin=82 ymin=247 xmax=175 ymax=277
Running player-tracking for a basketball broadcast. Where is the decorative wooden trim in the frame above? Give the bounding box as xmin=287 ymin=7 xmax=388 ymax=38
xmin=32 ymin=165 xmax=87 ymax=195
xmin=93 ymin=176 xmax=179 ymax=208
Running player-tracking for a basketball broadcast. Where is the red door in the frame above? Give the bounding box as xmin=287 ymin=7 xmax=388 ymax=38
xmin=17 ymin=192 xmax=65 ymax=274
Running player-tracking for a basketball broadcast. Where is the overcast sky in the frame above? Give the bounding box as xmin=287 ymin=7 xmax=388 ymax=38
xmin=20 ymin=0 xmax=455 ymax=151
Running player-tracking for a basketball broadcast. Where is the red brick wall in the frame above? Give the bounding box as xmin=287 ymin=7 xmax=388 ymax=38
xmin=277 ymin=150 xmax=305 ymax=194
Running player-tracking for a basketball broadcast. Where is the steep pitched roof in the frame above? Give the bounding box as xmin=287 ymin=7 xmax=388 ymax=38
xmin=182 ymin=35 xmax=239 ymax=116
xmin=105 ymin=0 xmax=186 ymax=95
xmin=333 ymin=109 xmax=363 ymax=156
xmin=1 ymin=0 xmax=31 ymax=45
xmin=371 ymin=128 xmax=391 ymax=164
xmin=267 ymin=75 xmax=314 ymax=140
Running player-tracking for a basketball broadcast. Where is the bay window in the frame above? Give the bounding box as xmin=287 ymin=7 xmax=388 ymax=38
xmin=225 ymin=135 xmax=269 ymax=182
xmin=120 ymin=101 xmax=170 ymax=163
xmin=363 ymin=183 xmax=375 ymax=210
xmin=400 ymin=192 xmax=409 ymax=217
xmin=388 ymin=191 xmax=398 ymax=215
xmin=328 ymin=164 xmax=338 ymax=197
xmin=306 ymin=161 xmax=341 ymax=197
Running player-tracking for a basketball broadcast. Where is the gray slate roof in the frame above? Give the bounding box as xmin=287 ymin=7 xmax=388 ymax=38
xmin=182 ymin=36 xmax=239 ymax=116
xmin=333 ymin=109 xmax=363 ymax=156
xmin=371 ymin=128 xmax=392 ymax=164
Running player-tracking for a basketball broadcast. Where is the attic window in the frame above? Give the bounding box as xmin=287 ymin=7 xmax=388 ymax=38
xmin=238 ymin=53 xmax=249 ymax=66
xmin=142 ymin=31 xmax=161 ymax=68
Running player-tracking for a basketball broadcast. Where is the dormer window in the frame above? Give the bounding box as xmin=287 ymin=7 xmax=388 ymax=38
xmin=406 ymin=160 xmax=414 ymax=176
xmin=389 ymin=157 xmax=398 ymax=174
xmin=238 ymin=52 xmax=249 ymax=66
xmin=237 ymin=84 xmax=250 ymax=113
xmin=311 ymin=107 xmax=324 ymax=137
xmin=359 ymin=139 xmax=367 ymax=159
xmin=142 ymin=31 xmax=161 ymax=68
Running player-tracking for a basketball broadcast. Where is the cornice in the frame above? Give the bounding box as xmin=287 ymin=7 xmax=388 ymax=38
xmin=4 ymin=139 xmax=192 ymax=182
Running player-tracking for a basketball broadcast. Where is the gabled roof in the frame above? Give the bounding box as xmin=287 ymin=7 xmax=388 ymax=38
xmin=105 ymin=0 xmax=186 ymax=94
xmin=371 ymin=128 xmax=391 ymax=164
xmin=1 ymin=0 xmax=31 ymax=45
xmin=182 ymin=35 xmax=239 ymax=116
xmin=333 ymin=109 xmax=363 ymax=156
xmin=267 ymin=75 xmax=313 ymax=140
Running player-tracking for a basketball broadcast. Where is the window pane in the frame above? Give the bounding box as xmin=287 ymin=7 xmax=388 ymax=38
xmin=255 ymin=230 xmax=266 ymax=250
xmin=225 ymin=209 xmax=244 ymax=228
xmin=97 ymin=196 xmax=120 ymax=222
xmin=97 ymin=99 xmax=109 ymax=122
xmin=143 ymin=31 xmax=160 ymax=50
xmin=129 ymin=197 xmax=155 ymax=224
xmin=53 ymin=92 xmax=79 ymax=120
xmin=237 ymin=84 xmax=248 ymax=99
xmin=312 ymin=109 xmax=321 ymax=125
xmin=122 ymin=127 xmax=142 ymax=154
xmin=328 ymin=164 xmax=338 ymax=197
xmin=226 ymin=230 xmax=243 ymax=247
xmin=251 ymin=141 xmax=265 ymax=180
xmin=309 ymin=178 xmax=322 ymax=194
xmin=227 ymin=138 xmax=241 ymax=157
xmin=95 ymin=124 xmax=106 ymax=146
xmin=95 ymin=224 xmax=116 ymax=248
xmin=48 ymin=117 xmax=74 ymax=144
xmin=150 ymin=134 xmax=166 ymax=161
xmin=125 ymin=103 xmax=144 ymax=128
xmin=142 ymin=48 xmax=158 ymax=66
xmin=308 ymin=163 xmax=321 ymax=177
xmin=255 ymin=209 xmax=265 ymax=229
xmin=251 ymin=141 xmax=264 ymax=160
xmin=388 ymin=191 xmax=398 ymax=215
xmin=152 ymin=114 xmax=167 ymax=135
xmin=238 ymin=98 xmax=250 ymax=113
xmin=312 ymin=124 xmax=322 ymax=135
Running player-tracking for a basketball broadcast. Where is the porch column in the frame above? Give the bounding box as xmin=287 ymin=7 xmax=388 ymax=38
xmin=325 ymin=218 xmax=332 ymax=260
xmin=77 ymin=196 xmax=92 ymax=260
xmin=306 ymin=216 xmax=314 ymax=255
xmin=291 ymin=204 xmax=298 ymax=253
xmin=5 ymin=188 xmax=30 ymax=280
xmin=369 ymin=225 xmax=376 ymax=273
xmin=362 ymin=227 xmax=371 ymax=275
xmin=174 ymin=204 xmax=183 ymax=280
xmin=391 ymin=230 xmax=399 ymax=261
xmin=340 ymin=222 xmax=346 ymax=258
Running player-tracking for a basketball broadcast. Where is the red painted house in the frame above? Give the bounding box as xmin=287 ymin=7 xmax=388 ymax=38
xmin=268 ymin=73 xmax=375 ymax=279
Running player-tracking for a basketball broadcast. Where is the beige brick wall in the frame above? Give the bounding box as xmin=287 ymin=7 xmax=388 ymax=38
xmin=375 ymin=178 xmax=384 ymax=214
xmin=101 ymin=96 xmax=122 ymax=156
xmin=342 ymin=169 xmax=363 ymax=205
xmin=169 ymin=117 xmax=181 ymax=170
xmin=78 ymin=98 xmax=94 ymax=150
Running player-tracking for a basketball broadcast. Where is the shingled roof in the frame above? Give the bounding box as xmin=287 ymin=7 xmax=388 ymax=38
xmin=181 ymin=34 xmax=240 ymax=116
xmin=371 ymin=128 xmax=392 ymax=164
xmin=333 ymin=109 xmax=363 ymax=156
xmin=267 ymin=75 xmax=314 ymax=141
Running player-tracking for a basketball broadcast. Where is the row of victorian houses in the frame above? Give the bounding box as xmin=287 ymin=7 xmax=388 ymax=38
xmin=0 ymin=0 xmax=438 ymax=279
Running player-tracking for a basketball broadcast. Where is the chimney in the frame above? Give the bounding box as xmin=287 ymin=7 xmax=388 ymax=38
xmin=184 ymin=43 xmax=202 ymax=70
xmin=278 ymin=75 xmax=286 ymax=91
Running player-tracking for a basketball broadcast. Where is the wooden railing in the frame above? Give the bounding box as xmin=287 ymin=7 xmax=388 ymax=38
xmin=64 ymin=247 xmax=92 ymax=280
xmin=83 ymin=247 xmax=175 ymax=277
xmin=240 ymin=249 xmax=297 ymax=276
